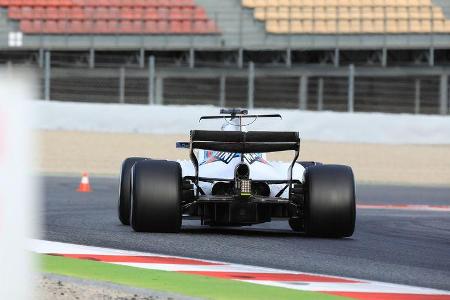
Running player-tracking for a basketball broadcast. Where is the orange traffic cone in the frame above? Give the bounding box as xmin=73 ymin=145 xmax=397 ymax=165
xmin=77 ymin=172 xmax=92 ymax=193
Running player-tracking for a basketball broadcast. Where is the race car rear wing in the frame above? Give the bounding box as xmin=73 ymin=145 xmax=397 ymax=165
xmin=188 ymin=130 xmax=300 ymax=195
xmin=191 ymin=130 xmax=299 ymax=153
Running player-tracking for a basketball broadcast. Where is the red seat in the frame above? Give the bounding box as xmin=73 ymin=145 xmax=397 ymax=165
xmin=144 ymin=7 xmax=158 ymax=20
xmin=170 ymin=20 xmax=182 ymax=33
xmin=20 ymin=19 xmax=32 ymax=32
xmin=181 ymin=20 xmax=192 ymax=33
xmin=144 ymin=20 xmax=157 ymax=33
xmin=157 ymin=7 xmax=169 ymax=19
xmin=194 ymin=7 xmax=207 ymax=20
xmin=94 ymin=7 xmax=110 ymax=19
xmin=8 ymin=6 xmax=21 ymax=19
xmin=4 ymin=0 xmax=220 ymax=35
xmin=157 ymin=20 xmax=168 ymax=33
xmin=67 ymin=20 xmax=83 ymax=33
xmin=46 ymin=7 xmax=59 ymax=19
xmin=43 ymin=20 xmax=58 ymax=33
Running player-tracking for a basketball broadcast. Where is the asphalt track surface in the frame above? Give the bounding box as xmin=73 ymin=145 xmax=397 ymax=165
xmin=42 ymin=176 xmax=450 ymax=291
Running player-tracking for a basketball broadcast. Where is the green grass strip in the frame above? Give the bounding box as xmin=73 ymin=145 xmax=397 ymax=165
xmin=41 ymin=254 xmax=348 ymax=300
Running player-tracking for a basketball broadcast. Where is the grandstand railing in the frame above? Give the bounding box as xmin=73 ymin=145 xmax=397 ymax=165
xmin=16 ymin=52 xmax=447 ymax=115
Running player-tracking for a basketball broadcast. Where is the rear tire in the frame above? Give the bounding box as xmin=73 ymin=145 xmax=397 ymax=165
xmin=304 ymin=165 xmax=356 ymax=237
xmin=118 ymin=157 xmax=147 ymax=225
xmin=131 ymin=160 xmax=182 ymax=233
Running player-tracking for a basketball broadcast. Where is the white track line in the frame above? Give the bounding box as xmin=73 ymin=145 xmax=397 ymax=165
xmin=31 ymin=239 xmax=450 ymax=299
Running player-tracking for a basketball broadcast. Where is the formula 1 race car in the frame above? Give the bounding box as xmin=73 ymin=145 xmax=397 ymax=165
xmin=118 ymin=109 xmax=356 ymax=237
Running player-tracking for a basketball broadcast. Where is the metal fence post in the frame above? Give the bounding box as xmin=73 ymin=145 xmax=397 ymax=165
xmin=155 ymin=77 xmax=164 ymax=105
xmin=38 ymin=48 xmax=44 ymax=68
xmin=44 ymin=50 xmax=51 ymax=101
xmin=299 ymin=75 xmax=308 ymax=110
xmin=89 ymin=48 xmax=95 ymax=69
xmin=248 ymin=62 xmax=254 ymax=109
xmin=317 ymin=78 xmax=324 ymax=111
xmin=429 ymin=48 xmax=434 ymax=67
xmin=139 ymin=48 xmax=145 ymax=69
xmin=286 ymin=48 xmax=292 ymax=68
xmin=440 ymin=74 xmax=448 ymax=115
xmin=348 ymin=64 xmax=355 ymax=112
xmin=238 ymin=48 xmax=243 ymax=69
xmin=381 ymin=48 xmax=387 ymax=67
xmin=148 ymin=55 xmax=155 ymax=105
xmin=189 ymin=48 xmax=195 ymax=69
xmin=219 ymin=74 xmax=226 ymax=108
xmin=334 ymin=48 xmax=340 ymax=67
xmin=119 ymin=67 xmax=125 ymax=104
xmin=414 ymin=79 xmax=421 ymax=114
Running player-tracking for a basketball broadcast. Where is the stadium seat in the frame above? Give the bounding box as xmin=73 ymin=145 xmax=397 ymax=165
xmin=1 ymin=0 xmax=219 ymax=34
xmin=242 ymin=0 xmax=450 ymax=34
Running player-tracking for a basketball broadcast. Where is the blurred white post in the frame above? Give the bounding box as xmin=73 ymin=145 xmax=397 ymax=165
xmin=148 ymin=55 xmax=155 ymax=105
xmin=219 ymin=74 xmax=226 ymax=107
xmin=317 ymin=77 xmax=324 ymax=111
xmin=119 ymin=67 xmax=125 ymax=104
xmin=299 ymin=75 xmax=308 ymax=110
xmin=440 ymin=74 xmax=448 ymax=115
xmin=44 ymin=50 xmax=51 ymax=101
xmin=348 ymin=64 xmax=355 ymax=112
xmin=0 ymin=70 xmax=38 ymax=300
xmin=248 ymin=61 xmax=254 ymax=109
xmin=414 ymin=79 xmax=421 ymax=114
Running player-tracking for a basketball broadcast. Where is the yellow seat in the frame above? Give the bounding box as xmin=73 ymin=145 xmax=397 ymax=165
xmin=314 ymin=20 xmax=327 ymax=33
xmin=266 ymin=20 xmax=279 ymax=33
xmin=432 ymin=19 xmax=446 ymax=32
xmin=397 ymin=7 xmax=408 ymax=19
xmin=242 ymin=0 xmax=256 ymax=8
xmin=254 ymin=8 xmax=266 ymax=20
xmin=397 ymin=19 xmax=409 ymax=31
xmin=278 ymin=7 xmax=290 ymax=19
xmin=410 ymin=19 xmax=422 ymax=32
xmin=349 ymin=19 xmax=361 ymax=33
xmin=290 ymin=7 xmax=302 ymax=19
xmin=338 ymin=20 xmax=352 ymax=33
xmin=386 ymin=19 xmax=398 ymax=33
xmin=314 ymin=7 xmax=327 ymax=19
xmin=266 ymin=7 xmax=279 ymax=19
xmin=432 ymin=7 xmax=445 ymax=20
xmin=303 ymin=19 xmax=314 ymax=33
xmin=291 ymin=20 xmax=303 ymax=33
xmin=373 ymin=7 xmax=384 ymax=19
xmin=350 ymin=7 xmax=361 ymax=19
xmin=338 ymin=7 xmax=351 ymax=19
xmin=325 ymin=7 xmax=337 ymax=19
xmin=409 ymin=7 xmax=421 ymax=18
xmin=421 ymin=19 xmax=432 ymax=32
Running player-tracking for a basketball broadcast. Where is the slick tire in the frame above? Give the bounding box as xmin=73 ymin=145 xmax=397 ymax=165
xmin=131 ymin=160 xmax=182 ymax=233
xmin=118 ymin=157 xmax=147 ymax=225
xmin=304 ymin=165 xmax=356 ymax=238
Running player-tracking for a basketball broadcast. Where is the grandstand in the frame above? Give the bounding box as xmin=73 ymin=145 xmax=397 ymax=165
xmin=0 ymin=0 xmax=449 ymax=114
